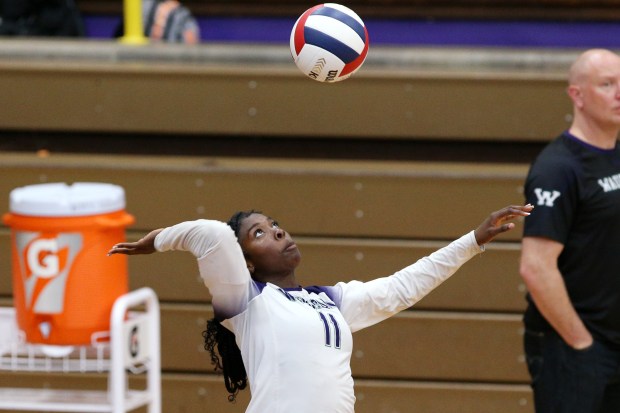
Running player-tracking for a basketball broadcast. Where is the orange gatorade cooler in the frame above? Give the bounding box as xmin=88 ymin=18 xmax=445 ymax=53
xmin=3 ymin=182 xmax=135 ymax=345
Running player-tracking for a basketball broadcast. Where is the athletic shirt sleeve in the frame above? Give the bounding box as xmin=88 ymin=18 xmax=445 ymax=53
xmin=154 ymin=219 xmax=253 ymax=319
xmin=332 ymin=230 xmax=484 ymax=333
xmin=523 ymin=148 xmax=579 ymax=244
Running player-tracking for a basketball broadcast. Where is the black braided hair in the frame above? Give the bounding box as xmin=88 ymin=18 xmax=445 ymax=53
xmin=201 ymin=210 xmax=260 ymax=402
xmin=202 ymin=318 xmax=247 ymax=402
xmin=227 ymin=210 xmax=261 ymax=240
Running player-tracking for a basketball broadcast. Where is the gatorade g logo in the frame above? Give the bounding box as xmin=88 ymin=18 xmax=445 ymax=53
xmin=28 ymin=239 xmax=60 ymax=278
xmin=15 ymin=232 xmax=83 ymax=314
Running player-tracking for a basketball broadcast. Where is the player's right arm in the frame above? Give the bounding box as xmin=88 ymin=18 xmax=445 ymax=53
xmin=111 ymin=219 xmax=252 ymax=319
xmin=519 ymin=236 xmax=593 ymax=350
xmin=157 ymin=220 xmax=252 ymax=319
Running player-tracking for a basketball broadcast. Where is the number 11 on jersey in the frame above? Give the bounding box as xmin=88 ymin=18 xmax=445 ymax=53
xmin=319 ymin=311 xmax=341 ymax=349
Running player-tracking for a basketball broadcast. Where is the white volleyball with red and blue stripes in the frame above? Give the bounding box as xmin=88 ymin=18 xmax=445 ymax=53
xmin=290 ymin=3 xmax=369 ymax=82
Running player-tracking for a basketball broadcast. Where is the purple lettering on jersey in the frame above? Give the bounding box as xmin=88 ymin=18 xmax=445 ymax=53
xmin=304 ymin=285 xmax=341 ymax=307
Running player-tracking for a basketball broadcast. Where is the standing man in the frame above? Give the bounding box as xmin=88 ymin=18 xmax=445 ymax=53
xmin=520 ymin=48 xmax=620 ymax=413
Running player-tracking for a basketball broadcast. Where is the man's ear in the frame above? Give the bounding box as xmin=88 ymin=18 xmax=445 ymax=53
xmin=567 ymin=85 xmax=584 ymax=108
xmin=246 ymin=261 xmax=255 ymax=274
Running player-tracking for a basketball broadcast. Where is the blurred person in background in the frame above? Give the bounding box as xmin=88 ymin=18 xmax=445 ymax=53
xmin=520 ymin=48 xmax=620 ymax=413
xmin=0 ymin=0 xmax=84 ymax=37
xmin=115 ymin=0 xmax=200 ymax=44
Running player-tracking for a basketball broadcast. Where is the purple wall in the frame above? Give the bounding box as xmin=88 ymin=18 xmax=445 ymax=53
xmin=84 ymin=15 xmax=620 ymax=49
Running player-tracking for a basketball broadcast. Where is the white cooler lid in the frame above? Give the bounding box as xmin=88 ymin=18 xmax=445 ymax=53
xmin=9 ymin=182 xmax=126 ymax=217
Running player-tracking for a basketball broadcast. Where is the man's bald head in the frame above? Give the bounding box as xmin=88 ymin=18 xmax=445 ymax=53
xmin=568 ymin=49 xmax=620 ymax=86
xmin=566 ymin=48 xmax=620 ymax=142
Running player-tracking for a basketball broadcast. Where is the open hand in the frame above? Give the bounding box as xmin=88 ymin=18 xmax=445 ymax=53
xmin=107 ymin=228 xmax=163 ymax=256
xmin=474 ymin=204 xmax=534 ymax=246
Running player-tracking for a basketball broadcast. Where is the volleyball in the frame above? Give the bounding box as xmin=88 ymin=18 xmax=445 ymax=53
xmin=290 ymin=3 xmax=369 ymax=83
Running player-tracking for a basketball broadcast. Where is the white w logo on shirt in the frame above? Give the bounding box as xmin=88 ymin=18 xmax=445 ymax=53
xmin=534 ymin=188 xmax=561 ymax=207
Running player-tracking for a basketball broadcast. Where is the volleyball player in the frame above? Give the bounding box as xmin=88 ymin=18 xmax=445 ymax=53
xmin=109 ymin=204 xmax=532 ymax=412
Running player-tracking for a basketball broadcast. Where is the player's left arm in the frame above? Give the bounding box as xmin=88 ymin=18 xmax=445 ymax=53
xmin=337 ymin=204 xmax=533 ymax=332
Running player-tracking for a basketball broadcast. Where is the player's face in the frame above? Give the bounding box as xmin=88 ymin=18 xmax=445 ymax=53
xmin=237 ymin=213 xmax=301 ymax=279
xmin=580 ymin=53 xmax=620 ymax=127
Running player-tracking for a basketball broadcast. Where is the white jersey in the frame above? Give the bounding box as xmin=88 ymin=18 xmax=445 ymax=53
xmin=155 ymin=219 xmax=483 ymax=413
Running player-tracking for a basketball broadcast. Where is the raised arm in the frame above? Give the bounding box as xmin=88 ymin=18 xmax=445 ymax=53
xmin=337 ymin=204 xmax=533 ymax=332
xmin=109 ymin=219 xmax=253 ymax=319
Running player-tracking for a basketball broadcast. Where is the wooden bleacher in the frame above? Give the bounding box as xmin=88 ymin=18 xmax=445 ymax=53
xmin=0 ymin=41 xmax=573 ymax=142
xmin=0 ymin=39 xmax=581 ymax=412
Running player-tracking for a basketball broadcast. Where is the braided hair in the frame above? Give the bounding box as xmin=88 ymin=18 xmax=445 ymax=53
xmin=202 ymin=210 xmax=259 ymax=402
xmin=202 ymin=319 xmax=246 ymax=402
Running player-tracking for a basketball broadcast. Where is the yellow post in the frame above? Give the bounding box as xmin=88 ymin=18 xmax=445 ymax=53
xmin=120 ymin=0 xmax=149 ymax=45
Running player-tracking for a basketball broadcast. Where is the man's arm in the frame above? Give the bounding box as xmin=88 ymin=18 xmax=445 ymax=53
xmin=519 ymin=236 xmax=593 ymax=349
